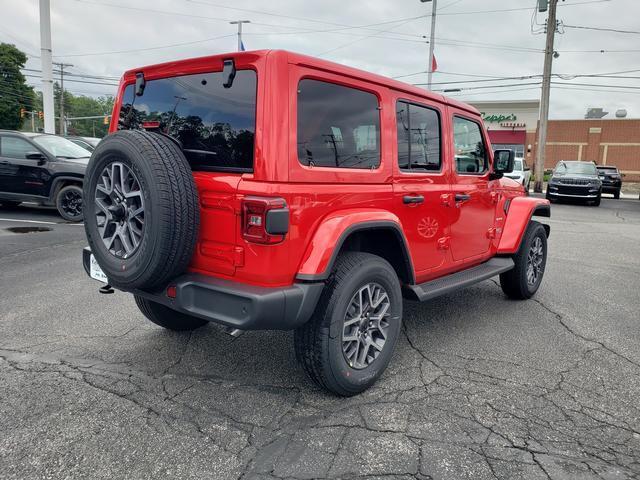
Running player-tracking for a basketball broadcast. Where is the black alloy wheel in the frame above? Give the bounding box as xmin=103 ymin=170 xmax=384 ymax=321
xmin=56 ymin=185 xmax=84 ymax=222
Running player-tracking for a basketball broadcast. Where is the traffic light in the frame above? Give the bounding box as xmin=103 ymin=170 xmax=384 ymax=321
xmin=38 ymin=111 xmax=43 ymax=120
xmin=103 ymin=115 xmax=110 ymax=125
xmin=20 ymin=108 xmax=26 ymax=118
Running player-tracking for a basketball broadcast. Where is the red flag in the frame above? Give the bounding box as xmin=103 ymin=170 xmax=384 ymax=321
xmin=431 ymin=54 xmax=438 ymax=73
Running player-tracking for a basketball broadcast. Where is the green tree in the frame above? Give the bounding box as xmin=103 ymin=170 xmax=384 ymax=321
xmin=61 ymin=88 xmax=114 ymax=137
xmin=0 ymin=43 xmax=34 ymax=130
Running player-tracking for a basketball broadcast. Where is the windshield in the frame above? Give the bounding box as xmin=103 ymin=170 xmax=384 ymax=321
xmin=514 ymin=159 xmax=523 ymax=171
xmin=597 ymin=166 xmax=618 ymax=173
xmin=555 ymin=162 xmax=597 ymax=175
xmin=119 ymin=69 xmax=257 ymax=172
xmin=33 ymin=135 xmax=91 ymax=158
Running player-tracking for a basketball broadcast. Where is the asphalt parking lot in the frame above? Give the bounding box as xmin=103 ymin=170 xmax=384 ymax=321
xmin=0 ymin=197 xmax=639 ymax=480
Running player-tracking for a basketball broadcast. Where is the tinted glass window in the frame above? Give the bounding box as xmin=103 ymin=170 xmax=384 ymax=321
xmin=555 ymin=162 xmax=597 ymax=175
xmin=453 ymin=116 xmax=487 ymax=174
xmin=297 ymin=79 xmax=380 ymax=169
xmin=1 ymin=137 xmax=33 ymax=159
xmin=396 ymin=101 xmax=440 ymax=171
xmin=119 ymin=70 xmax=257 ymax=172
xmin=33 ymin=135 xmax=90 ymax=158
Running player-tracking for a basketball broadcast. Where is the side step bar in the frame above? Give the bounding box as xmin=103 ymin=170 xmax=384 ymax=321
xmin=405 ymin=257 xmax=514 ymax=302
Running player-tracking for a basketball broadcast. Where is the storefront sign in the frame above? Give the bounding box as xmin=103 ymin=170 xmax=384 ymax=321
xmin=481 ymin=113 xmax=517 ymax=123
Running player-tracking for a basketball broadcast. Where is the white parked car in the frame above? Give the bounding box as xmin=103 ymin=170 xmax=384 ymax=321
xmin=505 ymin=157 xmax=532 ymax=192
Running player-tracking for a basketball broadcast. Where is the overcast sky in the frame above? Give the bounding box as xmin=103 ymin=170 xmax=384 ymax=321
xmin=1 ymin=0 xmax=639 ymax=118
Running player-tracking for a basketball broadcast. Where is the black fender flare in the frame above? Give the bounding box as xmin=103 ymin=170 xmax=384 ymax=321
xmin=296 ymin=221 xmax=415 ymax=284
xmin=49 ymin=175 xmax=84 ymax=202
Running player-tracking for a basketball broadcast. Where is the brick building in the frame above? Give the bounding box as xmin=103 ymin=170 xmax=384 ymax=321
xmin=470 ymin=100 xmax=640 ymax=181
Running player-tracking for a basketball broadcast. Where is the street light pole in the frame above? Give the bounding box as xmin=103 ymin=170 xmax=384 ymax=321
xmin=534 ymin=0 xmax=558 ymax=193
xmin=39 ymin=0 xmax=55 ymax=134
xmin=229 ymin=20 xmax=250 ymax=51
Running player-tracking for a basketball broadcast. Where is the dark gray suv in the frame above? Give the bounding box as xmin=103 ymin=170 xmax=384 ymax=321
xmin=0 ymin=131 xmax=91 ymax=221
xmin=546 ymin=161 xmax=602 ymax=206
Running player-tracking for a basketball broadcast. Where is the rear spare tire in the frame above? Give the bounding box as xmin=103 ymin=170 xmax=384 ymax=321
xmin=83 ymin=130 xmax=199 ymax=290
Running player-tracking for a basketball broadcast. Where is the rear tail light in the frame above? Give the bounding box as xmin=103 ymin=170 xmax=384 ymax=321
xmin=242 ymin=196 xmax=289 ymax=244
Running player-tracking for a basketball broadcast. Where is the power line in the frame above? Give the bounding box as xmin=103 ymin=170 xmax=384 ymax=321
xmin=434 ymin=0 xmax=611 ymax=16
xmin=23 ymin=73 xmax=118 ymax=87
xmin=449 ymin=86 xmax=543 ymax=97
xmin=562 ymin=24 xmax=640 ymax=35
xmin=551 ymin=86 xmax=640 ymax=95
xmin=316 ymin=17 xmax=422 ymax=57
xmin=54 ymin=33 xmax=235 ymax=58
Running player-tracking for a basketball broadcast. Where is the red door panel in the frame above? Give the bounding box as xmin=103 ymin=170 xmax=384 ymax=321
xmin=392 ymin=99 xmax=452 ymax=279
xmin=448 ymin=114 xmax=496 ymax=262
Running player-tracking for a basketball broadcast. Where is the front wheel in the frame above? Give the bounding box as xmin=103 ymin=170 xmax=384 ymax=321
xmin=294 ymin=252 xmax=403 ymax=396
xmin=134 ymin=295 xmax=208 ymax=331
xmin=613 ymin=190 xmax=620 ymax=200
xmin=56 ymin=185 xmax=84 ymax=222
xmin=591 ymin=193 xmax=601 ymax=206
xmin=500 ymin=221 xmax=548 ymax=300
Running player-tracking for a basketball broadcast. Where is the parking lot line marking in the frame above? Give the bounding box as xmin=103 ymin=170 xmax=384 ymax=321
xmin=0 ymin=218 xmax=84 ymax=227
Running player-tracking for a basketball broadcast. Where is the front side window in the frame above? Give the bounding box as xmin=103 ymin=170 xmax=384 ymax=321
xmin=119 ymin=69 xmax=257 ymax=172
xmin=33 ymin=135 xmax=90 ymax=159
xmin=453 ymin=116 xmax=488 ymax=174
xmin=396 ymin=101 xmax=441 ymax=171
xmin=1 ymin=137 xmax=33 ymax=159
xmin=297 ymin=79 xmax=380 ymax=169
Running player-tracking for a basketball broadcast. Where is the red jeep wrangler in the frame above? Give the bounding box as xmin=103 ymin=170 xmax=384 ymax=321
xmin=82 ymin=50 xmax=550 ymax=396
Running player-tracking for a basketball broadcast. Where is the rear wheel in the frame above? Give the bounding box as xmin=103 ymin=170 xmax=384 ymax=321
xmin=500 ymin=221 xmax=547 ymax=300
xmin=134 ymin=295 xmax=207 ymax=331
xmin=56 ymin=185 xmax=84 ymax=222
xmin=294 ymin=252 xmax=403 ymax=396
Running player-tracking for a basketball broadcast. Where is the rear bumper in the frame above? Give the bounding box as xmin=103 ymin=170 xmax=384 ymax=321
xmin=82 ymin=247 xmax=324 ymax=331
xmin=601 ymin=184 xmax=621 ymax=193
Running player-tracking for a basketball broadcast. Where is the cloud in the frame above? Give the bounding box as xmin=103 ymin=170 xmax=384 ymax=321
xmin=2 ymin=0 xmax=638 ymax=118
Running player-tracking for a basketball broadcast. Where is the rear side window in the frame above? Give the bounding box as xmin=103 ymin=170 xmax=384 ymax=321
xmin=297 ymin=79 xmax=380 ymax=169
xmin=453 ymin=116 xmax=488 ymax=174
xmin=1 ymin=136 xmax=33 ymax=159
xmin=396 ymin=101 xmax=441 ymax=171
xmin=119 ymin=70 xmax=257 ymax=172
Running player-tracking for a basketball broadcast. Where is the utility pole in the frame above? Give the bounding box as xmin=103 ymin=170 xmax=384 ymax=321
xmin=421 ymin=0 xmax=438 ymax=90
xmin=54 ymin=62 xmax=73 ymax=135
xmin=229 ymin=20 xmax=250 ymax=51
xmin=534 ymin=0 xmax=558 ymax=193
xmin=30 ymin=111 xmax=35 ymax=132
xmin=39 ymin=0 xmax=55 ymax=134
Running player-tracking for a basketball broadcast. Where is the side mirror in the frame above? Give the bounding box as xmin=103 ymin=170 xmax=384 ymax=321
xmin=491 ymin=149 xmax=514 ymax=179
xmin=26 ymin=151 xmax=46 ymax=163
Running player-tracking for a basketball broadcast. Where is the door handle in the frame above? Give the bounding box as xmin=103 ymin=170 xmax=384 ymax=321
xmin=403 ymin=194 xmax=424 ymax=205
xmin=455 ymin=193 xmax=471 ymax=202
